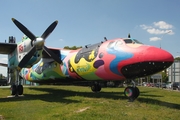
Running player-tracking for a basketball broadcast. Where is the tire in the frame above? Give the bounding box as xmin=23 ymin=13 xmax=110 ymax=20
xmin=124 ymin=86 xmax=134 ymax=98
xmin=11 ymin=85 xmax=17 ymax=95
xmin=91 ymin=84 xmax=101 ymax=92
xmin=97 ymin=84 xmax=101 ymax=92
xmin=17 ymin=85 xmax=23 ymax=95
xmin=134 ymin=87 xmax=140 ymax=99
xmin=91 ymin=85 xmax=96 ymax=92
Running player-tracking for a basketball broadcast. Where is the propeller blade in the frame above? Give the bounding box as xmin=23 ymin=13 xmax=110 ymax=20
xmin=12 ymin=18 xmax=36 ymax=40
xmin=18 ymin=47 xmax=36 ymax=68
xmin=41 ymin=21 xmax=58 ymax=40
xmin=43 ymin=46 xmax=62 ymax=64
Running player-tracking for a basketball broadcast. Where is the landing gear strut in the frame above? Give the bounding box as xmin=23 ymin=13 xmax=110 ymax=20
xmin=11 ymin=84 xmax=23 ymax=96
xmin=10 ymin=70 xmax=24 ymax=96
xmin=91 ymin=82 xmax=101 ymax=92
xmin=124 ymin=80 xmax=139 ymax=102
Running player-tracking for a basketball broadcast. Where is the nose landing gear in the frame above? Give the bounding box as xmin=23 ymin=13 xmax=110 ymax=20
xmin=124 ymin=86 xmax=139 ymax=102
xmin=124 ymin=80 xmax=140 ymax=102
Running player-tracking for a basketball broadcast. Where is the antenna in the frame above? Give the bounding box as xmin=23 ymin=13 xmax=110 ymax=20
xmin=128 ymin=33 xmax=131 ymax=38
xmin=104 ymin=37 xmax=107 ymax=41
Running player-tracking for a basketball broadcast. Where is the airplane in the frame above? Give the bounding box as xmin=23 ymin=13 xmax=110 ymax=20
xmin=0 ymin=18 xmax=174 ymax=101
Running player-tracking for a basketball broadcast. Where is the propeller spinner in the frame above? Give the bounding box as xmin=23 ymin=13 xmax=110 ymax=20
xmin=12 ymin=18 xmax=62 ymax=68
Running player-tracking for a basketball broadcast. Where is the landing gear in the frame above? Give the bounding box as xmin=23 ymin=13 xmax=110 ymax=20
xmin=11 ymin=84 xmax=24 ymax=96
xmin=10 ymin=70 xmax=24 ymax=96
xmin=11 ymin=84 xmax=17 ymax=95
xmin=91 ymin=83 xmax=101 ymax=92
xmin=124 ymin=80 xmax=140 ymax=102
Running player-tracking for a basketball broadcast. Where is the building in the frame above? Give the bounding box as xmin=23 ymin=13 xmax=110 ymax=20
xmin=168 ymin=60 xmax=180 ymax=83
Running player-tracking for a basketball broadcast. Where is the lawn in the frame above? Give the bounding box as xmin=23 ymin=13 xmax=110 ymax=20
xmin=0 ymin=85 xmax=180 ymax=120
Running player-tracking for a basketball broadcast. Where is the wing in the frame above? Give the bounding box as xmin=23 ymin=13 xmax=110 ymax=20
xmin=0 ymin=42 xmax=17 ymax=54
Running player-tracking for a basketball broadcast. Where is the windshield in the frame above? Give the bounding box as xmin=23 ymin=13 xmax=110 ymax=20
xmin=123 ymin=39 xmax=143 ymax=44
xmin=133 ymin=39 xmax=143 ymax=44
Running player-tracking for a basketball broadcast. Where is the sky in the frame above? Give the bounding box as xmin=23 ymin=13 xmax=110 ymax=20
xmin=0 ymin=0 xmax=180 ymax=76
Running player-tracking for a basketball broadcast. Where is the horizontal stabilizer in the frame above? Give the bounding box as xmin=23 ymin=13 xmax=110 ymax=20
xmin=0 ymin=42 xmax=17 ymax=54
xmin=0 ymin=63 xmax=8 ymax=67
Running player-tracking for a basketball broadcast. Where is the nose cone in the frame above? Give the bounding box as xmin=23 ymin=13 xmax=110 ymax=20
xmin=121 ymin=46 xmax=174 ymax=78
xmin=143 ymin=47 xmax=174 ymax=62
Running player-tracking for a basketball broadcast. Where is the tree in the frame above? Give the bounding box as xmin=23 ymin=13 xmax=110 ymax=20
xmin=174 ymin=57 xmax=180 ymax=61
xmin=63 ymin=46 xmax=82 ymax=50
xmin=161 ymin=71 xmax=168 ymax=83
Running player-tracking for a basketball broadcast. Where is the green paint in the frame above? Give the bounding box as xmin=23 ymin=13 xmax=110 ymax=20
xmin=76 ymin=63 xmax=91 ymax=73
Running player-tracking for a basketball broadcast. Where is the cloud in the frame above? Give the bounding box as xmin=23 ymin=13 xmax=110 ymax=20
xmin=140 ymin=21 xmax=174 ymax=41
xmin=140 ymin=24 xmax=152 ymax=30
xmin=147 ymin=29 xmax=173 ymax=35
xmin=58 ymin=39 xmax=64 ymax=42
xmin=149 ymin=37 xmax=161 ymax=41
xmin=153 ymin=21 xmax=173 ymax=29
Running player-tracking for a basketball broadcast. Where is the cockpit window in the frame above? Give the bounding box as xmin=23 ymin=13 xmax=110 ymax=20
xmin=124 ymin=39 xmax=133 ymax=44
xmin=133 ymin=39 xmax=143 ymax=44
xmin=123 ymin=39 xmax=143 ymax=44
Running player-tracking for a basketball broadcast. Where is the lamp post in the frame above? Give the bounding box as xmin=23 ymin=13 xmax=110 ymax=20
xmin=160 ymin=30 xmax=171 ymax=48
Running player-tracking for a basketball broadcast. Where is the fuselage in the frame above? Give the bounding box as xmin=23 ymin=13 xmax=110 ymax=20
xmin=20 ymin=38 xmax=174 ymax=83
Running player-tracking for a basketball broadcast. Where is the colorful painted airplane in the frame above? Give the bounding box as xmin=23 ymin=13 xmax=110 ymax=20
xmin=0 ymin=18 xmax=174 ymax=101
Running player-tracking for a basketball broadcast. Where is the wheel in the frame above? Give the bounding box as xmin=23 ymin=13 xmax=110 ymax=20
xmin=91 ymin=85 xmax=96 ymax=92
xmin=96 ymin=84 xmax=101 ymax=92
xmin=124 ymin=86 xmax=134 ymax=98
xmin=11 ymin=85 xmax=17 ymax=95
xmin=91 ymin=84 xmax=101 ymax=92
xmin=134 ymin=87 xmax=140 ymax=99
xmin=124 ymin=86 xmax=140 ymax=101
xmin=17 ymin=85 xmax=23 ymax=95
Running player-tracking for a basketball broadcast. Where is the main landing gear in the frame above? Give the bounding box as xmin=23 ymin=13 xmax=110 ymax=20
xmin=11 ymin=84 xmax=23 ymax=96
xmin=124 ymin=80 xmax=140 ymax=102
xmin=90 ymin=81 xmax=140 ymax=102
xmin=9 ymin=70 xmax=24 ymax=97
xmin=91 ymin=82 xmax=101 ymax=92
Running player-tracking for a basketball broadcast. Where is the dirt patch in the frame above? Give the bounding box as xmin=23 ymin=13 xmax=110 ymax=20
xmin=0 ymin=115 xmax=5 ymax=120
xmin=76 ymin=107 xmax=90 ymax=113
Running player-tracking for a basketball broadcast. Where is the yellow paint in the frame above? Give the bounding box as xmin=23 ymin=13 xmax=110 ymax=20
xmin=88 ymin=50 xmax=95 ymax=60
xmin=70 ymin=54 xmax=97 ymax=76
xmin=40 ymin=62 xmax=44 ymax=66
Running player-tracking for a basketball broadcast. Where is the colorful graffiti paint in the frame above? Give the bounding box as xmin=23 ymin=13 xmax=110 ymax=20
xmin=20 ymin=38 xmax=174 ymax=83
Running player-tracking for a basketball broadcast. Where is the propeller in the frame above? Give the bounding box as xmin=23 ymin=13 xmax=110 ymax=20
xmin=18 ymin=46 xmax=36 ymax=68
xmin=43 ymin=46 xmax=62 ymax=64
xmin=12 ymin=18 xmax=62 ymax=68
xmin=12 ymin=18 xmax=36 ymax=41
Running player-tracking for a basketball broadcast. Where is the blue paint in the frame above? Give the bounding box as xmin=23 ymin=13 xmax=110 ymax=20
xmin=107 ymin=41 xmax=133 ymax=75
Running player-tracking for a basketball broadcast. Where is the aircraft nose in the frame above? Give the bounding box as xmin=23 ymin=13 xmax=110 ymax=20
xmin=121 ymin=46 xmax=174 ymax=78
xmin=143 ymin=47 xmax=174 ymax=62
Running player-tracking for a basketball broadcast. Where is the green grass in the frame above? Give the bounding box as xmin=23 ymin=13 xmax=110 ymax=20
xmin=0 ymin=85 xmax=180 ymax=120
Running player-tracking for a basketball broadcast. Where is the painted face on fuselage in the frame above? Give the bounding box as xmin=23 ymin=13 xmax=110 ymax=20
xmin=106 ymin=38 xmax=174 ymax=79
